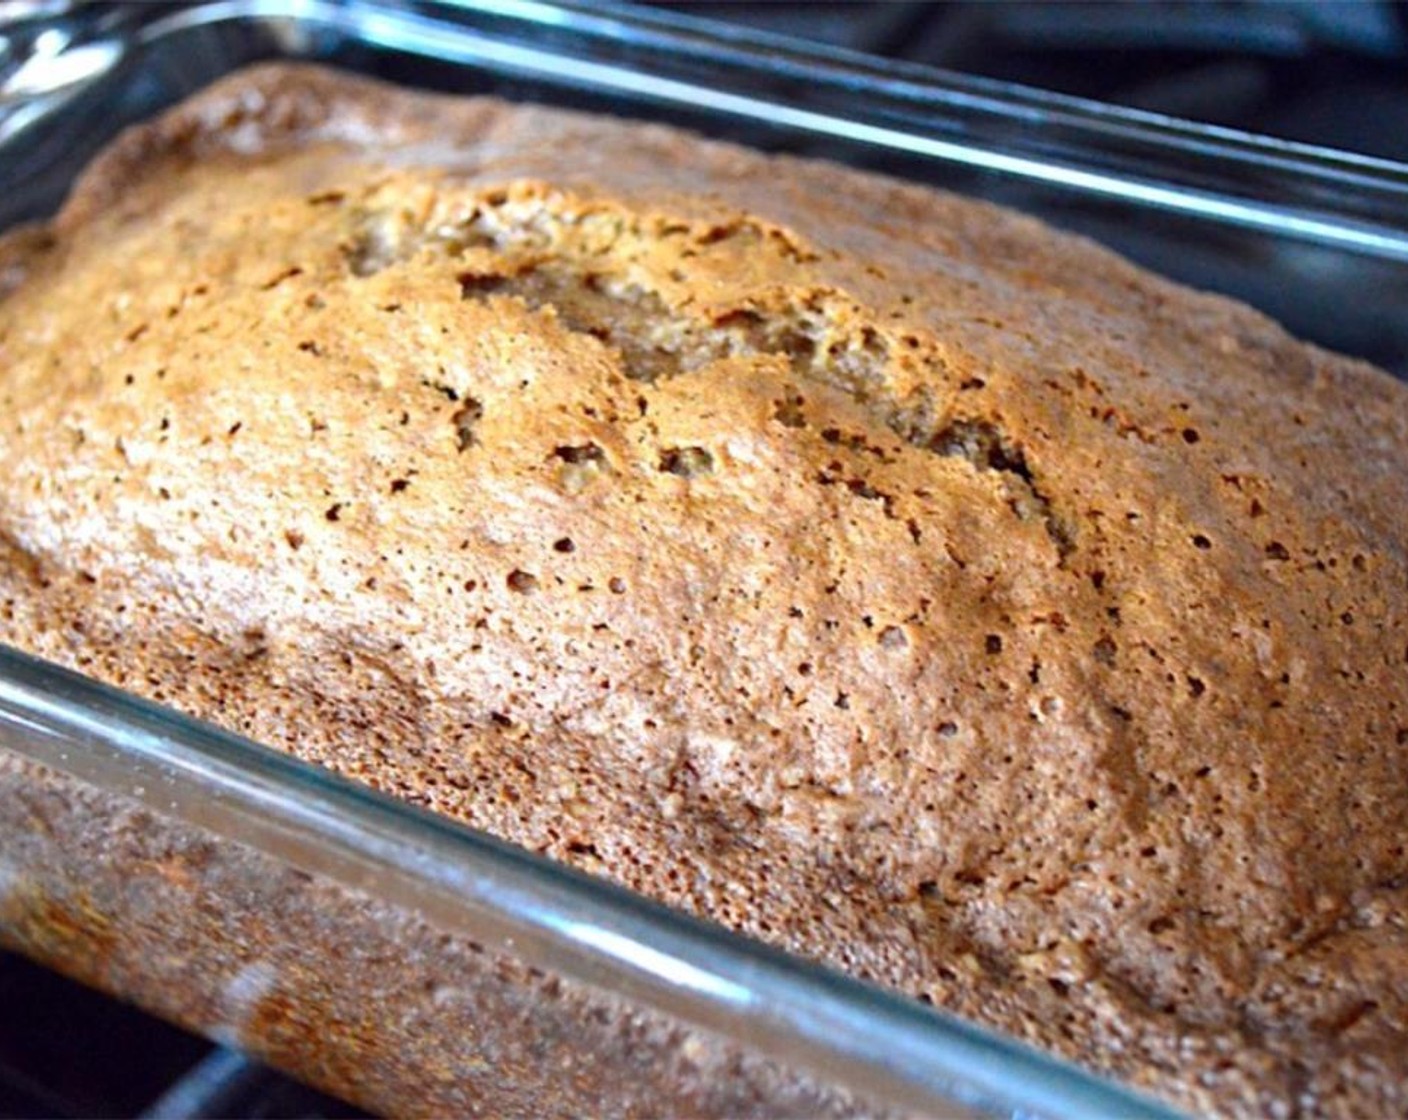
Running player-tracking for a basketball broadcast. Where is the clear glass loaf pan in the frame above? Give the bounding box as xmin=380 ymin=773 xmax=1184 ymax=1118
xmin=2 ymin=3 xmax=1407 ymax=1118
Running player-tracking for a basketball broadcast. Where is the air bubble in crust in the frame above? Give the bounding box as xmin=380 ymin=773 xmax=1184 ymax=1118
xmin=659 ymin=447 xmax=714 ymax=479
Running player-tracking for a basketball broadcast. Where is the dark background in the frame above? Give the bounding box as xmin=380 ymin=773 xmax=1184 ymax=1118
xmin=665 ymin=1 xmax=1408 ymax=162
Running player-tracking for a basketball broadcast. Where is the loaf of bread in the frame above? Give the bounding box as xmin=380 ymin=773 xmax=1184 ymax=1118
xmin=1 ymin=64 xmax=1405 ymax=1117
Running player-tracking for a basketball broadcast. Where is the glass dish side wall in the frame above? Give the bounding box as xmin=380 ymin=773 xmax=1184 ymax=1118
xmin=0 ymin=648 xmax=1177 ymax=1120
xmin=0 ymin=746 xmax=878 ymax=1120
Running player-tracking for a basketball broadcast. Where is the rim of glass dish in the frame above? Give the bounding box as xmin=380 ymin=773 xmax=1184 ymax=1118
xmin=0 ymin=645 xmax=1183 ymax=1120
xmin=7 ymin=0 xmax=1408 ymax=259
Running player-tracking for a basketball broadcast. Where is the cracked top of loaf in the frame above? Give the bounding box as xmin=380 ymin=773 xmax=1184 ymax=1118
xmin=1 ymin=63 xmax=1406 ymax=1117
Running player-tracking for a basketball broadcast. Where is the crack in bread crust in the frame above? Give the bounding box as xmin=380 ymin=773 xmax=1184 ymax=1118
xmin=348 ymin=181 xmax=1076 ymax=556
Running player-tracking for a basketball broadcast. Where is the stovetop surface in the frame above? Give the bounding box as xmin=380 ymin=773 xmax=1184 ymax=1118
xmin=0 ymin=951 xmax=365 ymax=1119
xmin=3 ymin=2 xmax=1405 ymax=1116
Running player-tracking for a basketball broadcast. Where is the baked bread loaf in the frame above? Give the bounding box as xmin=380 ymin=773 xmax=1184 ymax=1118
xmin=1 ymin=64 xmax=1405 ymax=1117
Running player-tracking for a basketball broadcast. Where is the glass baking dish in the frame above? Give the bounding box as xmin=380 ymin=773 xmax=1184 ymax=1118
xmin=1 ymin=2 xmax=1406 ymax=1118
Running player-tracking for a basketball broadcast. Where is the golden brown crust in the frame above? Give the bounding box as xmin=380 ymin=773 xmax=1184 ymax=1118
xmin=2 ymin=62 xmax=1406 ymax=1117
